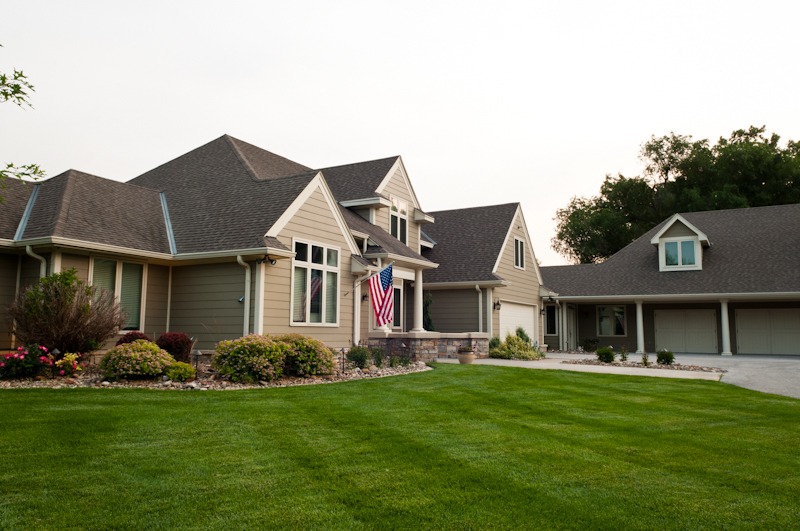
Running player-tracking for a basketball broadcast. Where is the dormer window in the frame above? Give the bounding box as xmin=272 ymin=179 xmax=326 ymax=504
xmin=664 ymin=238 xmax=697 ymax=267
xmin=650 ymin=214 xmax=708 ymax=272
xmin=390 ymin=196 xmax=408 ymax=244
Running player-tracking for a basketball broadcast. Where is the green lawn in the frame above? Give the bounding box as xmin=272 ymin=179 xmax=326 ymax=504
xmin=1 ymin=364 xmax=798 ymax=530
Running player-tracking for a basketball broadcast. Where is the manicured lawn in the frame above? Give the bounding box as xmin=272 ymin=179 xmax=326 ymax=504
xmin=1 ymin=364 xmax=798 ymax=529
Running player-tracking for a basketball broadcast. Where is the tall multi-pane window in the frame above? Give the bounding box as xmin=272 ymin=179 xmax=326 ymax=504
xmin=390 ymin=197 xmax=408 ymax=244
xmin=545 ymin=305 xmax=558 ymax=335
xmin=597 ymin=305 xmax=626 ymax=336
xmin=514 ymin=238 xmax=526 ymax=269
xmin=92 ymin=258 xmax=143 ymax=330
xmin=292 ymin=240 xmax=339 ymax=325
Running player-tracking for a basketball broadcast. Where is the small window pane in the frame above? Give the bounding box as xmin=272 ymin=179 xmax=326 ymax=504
xmin=399 ymin=218 xmax=407 ymax=243
xmin=392 ymin=287 xmax=401 ymax=327
xmin=391 ymin=215 xmax=398 ymax=238
xmin=681 ymin=240 xmax=695 ymax=265
xmin=295 ymin=242 xmax=308 ymax=262
xmin=309 ymin=269 xmax=323 ymax=323
xmin=292 ymin=266 xmax=307 ymax=322
xmin=326 ymin=249 xmax=338 ymax=267
xmin=93 ymin=259 xmax=116 ymax=295
xmin=311 ymin=246 xmax=324 ymax=265
xmin=665 ymin=241 xmax=678 ymax=266
xmin=325 ymin=271 xmax=337 ymax=324
xmin=120 ymin=263 xmax=143 ymax=330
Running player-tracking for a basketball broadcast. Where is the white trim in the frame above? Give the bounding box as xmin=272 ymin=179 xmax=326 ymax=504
xmin=389 ymin=195 xmax=409 ymax=245
xmin=513 ymin=237 xmax=526 ymax=270
xmin=423 ymin=280 xmax=507 ymax=290
xmin=289 ymin=238 xmax=341 ymax=327
xmin=339 ymin=197 xmax=392 ymax=208
xmin=553 ymin=291 xmax=800 ymax=302
xmin=266 ymin=172 xmax=361 ymax=256
xmin=362 ymin=251 xmax=438 ymax=270
xmin=254 ymin=260 xmax=265 ymax=334
xmin=658 ymin=237 xmax=702 ymax=271
xmin=51 ymin=249 xmax=62 ymax=275
xmin=375 ymin=157 xmax=424 ymax=211
xmin=492 ymin=205 xmax=543 ymax=285
xmin=166 ymin=266 xmax=172 ymax=332
xmin=649 ymin=213 xmax=709 ymax=245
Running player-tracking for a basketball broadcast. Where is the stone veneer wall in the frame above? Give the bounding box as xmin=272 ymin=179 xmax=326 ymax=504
xmin=366 ymin=336 xmax=489 ymax=362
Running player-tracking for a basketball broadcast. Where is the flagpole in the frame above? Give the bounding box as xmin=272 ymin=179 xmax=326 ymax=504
xmin=354 ymin=260 xmax=395 ymax=288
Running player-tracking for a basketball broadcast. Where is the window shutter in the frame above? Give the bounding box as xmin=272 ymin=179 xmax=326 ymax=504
xmin=120 ymin=263 xmax=143 ymax=330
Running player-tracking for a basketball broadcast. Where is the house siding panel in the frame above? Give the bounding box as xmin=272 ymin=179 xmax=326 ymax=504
xmin=379 ymin=168 xmax=421 ymax=253
xmin=61 ymin=254 xmax=90 ymax=282
xmin=170 ymin=262 xmax=246 ymax=350
xmin=269 ymin=186 xmax=354 ymax=349
xmin=144 ymin=265 xmax=170 ymax=339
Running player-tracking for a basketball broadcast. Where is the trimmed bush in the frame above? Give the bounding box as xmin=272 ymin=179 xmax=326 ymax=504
xmin=274 ymin=334 xmax=335 ymax=377
xmin=165 ymin=362 xmax=197 ymax=382
xmin=657 ymin=349 xmax=675 ymax=365
xmin=346 ymin=346 xmax=370 ymax=369
xmin=100 ymin=340 xmax=174 ymax=380
xmin=490 ymin=334 xmax=545 ymax=361
xmin=212 ymin=335 xmax=288 ymax=383
xmin=488 ymin=336 xmax=501 ymax=351
xmin=116 ymin=331 xmax=153 ymax=346
xmin=515 ymin=327 xmax=531 ymax=345
xmin=156 ymin=332 xmax=193 ymax=363
xmin=596 ymin=346 xmax=615 ymax=363
xmin=9 ymin=269 xmax=125 ymax=354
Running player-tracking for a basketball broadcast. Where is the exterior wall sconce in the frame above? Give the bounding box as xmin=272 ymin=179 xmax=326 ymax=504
xmin=257 ymin=255 xmax=277 ymax=266
xmin=362 ymin=294 xmax=369 ymax=302
xmin=493 ymin=300 xmax=501 ymax=310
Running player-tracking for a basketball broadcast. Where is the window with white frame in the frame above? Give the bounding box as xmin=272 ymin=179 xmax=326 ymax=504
xmin=92 ymin=258 xmax=144 ymax=330
xmin=292 ymin=240 xmax=339 ymax=325
xmin=392 ymin=285 xmax=402 ymax=329
xmin=514 ymin=238 xmax=526 ymax=269
xmin=597 ymin=305 xmax=626 ymax=336
xmin=545 ymin=305 xmax=558 ymax=336
xmin=661 ymin=237 xmax=700 ymax=270
xmin=390 ymin=197 xmax=408 ymax=244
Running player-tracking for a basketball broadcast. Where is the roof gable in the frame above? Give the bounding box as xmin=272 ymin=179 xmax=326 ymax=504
xmin=318 ymin=157 xmax=399 ymax=202
xmin=649 ymin=213 xmax=709 ymax=246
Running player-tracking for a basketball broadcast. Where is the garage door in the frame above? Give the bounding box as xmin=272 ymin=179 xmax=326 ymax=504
xmin=736 ymin=309 xmax=800 ymax=355
xmin=499 ymin=302 xmax=536 ymax=340
xmin=654 ymin=310 xmax=717 ymax=353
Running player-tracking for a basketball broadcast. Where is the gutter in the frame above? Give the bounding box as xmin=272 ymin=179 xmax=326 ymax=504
xmin=236 ymin=256 xmax=251 ymax=337
xmin=26 ymin=245 xmax=47 ymax=278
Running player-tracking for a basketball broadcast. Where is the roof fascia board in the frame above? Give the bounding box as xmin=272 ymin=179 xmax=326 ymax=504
xmin=553 ymin=292 xmax=800 ymax=302
xmin=339 ymin=197 xmax=392 ymax=208
xmin=265 ymin=172 xmax=361 ymax=256
xmin=423 ymin=280 xmax=507 ymax=290
xmin=363 ymin=251 xmax=439 ymax=270
xmin=649 ymin=213 xmax=709 ymax=245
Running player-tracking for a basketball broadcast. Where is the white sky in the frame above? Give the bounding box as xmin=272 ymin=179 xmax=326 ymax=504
xmin=3 ymin=1 xmax=799 ymax=265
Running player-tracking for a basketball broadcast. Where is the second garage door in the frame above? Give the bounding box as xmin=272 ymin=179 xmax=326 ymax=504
xmin=736 ymin=309 xmax=800 ymax=355
xmin=499 ymin=302 xmax=536 ymax=340
xmin=654 ymin=310 xmax=718 ymax=354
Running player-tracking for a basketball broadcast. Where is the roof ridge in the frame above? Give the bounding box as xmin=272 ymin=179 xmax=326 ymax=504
xmin=51 ymin=170 xmax=77 ymax=236
xmin=429 ymin=202 xmax=519 ymax=214
xmin=223 ymin=134 xmax=261 ymax=182
xmin=319 ymin=155 xmax=399 ymax=171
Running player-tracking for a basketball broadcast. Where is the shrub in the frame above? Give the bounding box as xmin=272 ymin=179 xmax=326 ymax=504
xmin=116 ymin=331 xmax=153 ymax=346
xmin=100 ymin=340 xmax=174 ymax=380
xmin=488 ymin=336 xmax=501 ymax=351
xmin=346 ymin=346 xmax=370 ymax=369
xmin=212 ymin=335 xmax=287 ymax=383
xmin=657 ymin=349 xmax=675 ymax=365
xmin=55 ymin=353 xmax=82 ymax=377
xmin=596 ymin=346 xmax=615 ymax=363
xmin=0 ymin=345 xmax=48 ymax=379
xmin=274 ymin=334 xmax=335 ymax=376
xmin=515 ymin=327 xmax=531 ymax=345
xmin=490 ymin=334 xmax=545 ymax=361
xmin=642 ymin=351 xmax=650 ymax=366
xmin=9 ymin=269 xmax=125 ymax=353
xmin=371 ymin=347 xmax=386 ymax=368
xmin=389 ymin=350 xmax=412 ymax=367
xmin=165 ymin=362 xmax=197 ymax=382
xmin=619 ymin=346 xmax=629 ymax=362
xmin=156 ymin=332 xmax=193 ymax=363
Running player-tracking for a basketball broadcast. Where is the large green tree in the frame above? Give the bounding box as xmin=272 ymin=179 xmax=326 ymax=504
xmin=553 ymin=126 xmax=800 ymax=264
xmin=1 ymin=44 xmax=44 ymax=201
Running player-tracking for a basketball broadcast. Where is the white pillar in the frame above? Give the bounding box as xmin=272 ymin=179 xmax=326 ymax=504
xmin=411 ymin=268 xmax=425 ymax=331
xmin=254 ymin=261 xmax=265 ymax=334
xmin=720 ymin=299 xmax=732 ymax=356
xmin=635 ymin=300 xmax=645 ymax=354
xmin=486 ymin=287 xmax=494 ymax=337
xmin=353 ymin=279 xmax=362 ymax=345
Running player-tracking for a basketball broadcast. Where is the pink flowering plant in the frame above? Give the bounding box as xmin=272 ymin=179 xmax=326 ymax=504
xmin=0 ymin=345 xmax=48 ymax=379
xmin=54 ymin=353 xmax=83 ymax=377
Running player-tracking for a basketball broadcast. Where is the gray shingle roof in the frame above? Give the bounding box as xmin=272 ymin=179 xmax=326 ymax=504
xmin=18 ymin=170 xmax=171 ymax=253
xmin=0 ymin=177 xmax=35 ymax=240
xmin=541 ymin=203 xmax=800 ymax=297
xmin=129 ymin=135 xmax=315 ymax=254
xmin=339 ymin=207 xmax=432 ymax=264
xmin=421 ymin=203 xmax=519 ymax=284
xmin=319 ymin=157 xmax=398 ymax=202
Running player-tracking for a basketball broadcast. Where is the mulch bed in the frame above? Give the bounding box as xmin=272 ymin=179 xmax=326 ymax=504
xmin=560 ymin=358 xmax=726 ymax=373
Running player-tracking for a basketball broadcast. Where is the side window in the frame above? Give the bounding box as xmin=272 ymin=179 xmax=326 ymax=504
xmin=92 ymin=258 xmax=144 ymax=330
xmin=390 ymin=197 xmax=408 ymax=244
xmin=514 ymin=238 xmax=526 ymax=269
xmin=545 ymin=305 xmax=558 ymax=335
xmin=292 ymin=240 xmax=339 ymax=325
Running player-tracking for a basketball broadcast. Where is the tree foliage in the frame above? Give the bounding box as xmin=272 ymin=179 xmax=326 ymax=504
xmin=8 ymin=269 xmax=125 ymax=353
xmin=1 ymin=44 xmax=44 ymax=201
xmin=553 ymin=126 xmax=800 ymax=263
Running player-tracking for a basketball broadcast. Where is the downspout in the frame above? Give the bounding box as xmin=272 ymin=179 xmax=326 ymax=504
xmin=26 ymin=246 xmax=47 ymax=279
xmin=236 ymin=256 xmax=251 ymax=337
xmin=475 ymin=285 xmax=483 ymax=333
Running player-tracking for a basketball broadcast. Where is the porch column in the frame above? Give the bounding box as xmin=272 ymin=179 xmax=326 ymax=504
xmin=486 ymin=287 xmax=494 ymax=337
xmin=353 ymin=279 xmax=362 ymax=346
xmin=720 ymin=299 xmax=732 ymax=356
xmin=411 ymin=268 xmax=425 ymax=331
xmin=635 ymin=300 xmax=645 ymax=354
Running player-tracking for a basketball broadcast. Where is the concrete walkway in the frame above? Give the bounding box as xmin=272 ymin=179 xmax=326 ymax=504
xmin=436 ymin=352 xmax=800 ymax=399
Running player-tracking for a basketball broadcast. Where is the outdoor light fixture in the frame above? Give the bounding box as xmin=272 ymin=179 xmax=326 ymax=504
xmin=493 ymin=300 xmax=502 ymax=310
xmin=238 ymin=296 xmax=245 ymax=303
xmin=257 ymin=255 xmax=277 ymax=266
xmin=362 ymin=294 xmax=369 ymax=302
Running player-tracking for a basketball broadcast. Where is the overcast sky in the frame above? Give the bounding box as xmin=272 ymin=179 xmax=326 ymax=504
xmin=3 ymin=1 xmax=799 ymax=265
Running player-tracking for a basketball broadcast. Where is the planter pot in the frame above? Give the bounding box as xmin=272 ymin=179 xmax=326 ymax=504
xmin=457 ymin=352 xmax=476 ymax=364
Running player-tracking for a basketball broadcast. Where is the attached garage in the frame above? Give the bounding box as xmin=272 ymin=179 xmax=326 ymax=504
xmin=499 ymin=302 xmax=536 ymax=340
xmin=654 ymin=309 xmax=718 ymax=353
xmin=736 ymin=309 xmax=800 ymax=355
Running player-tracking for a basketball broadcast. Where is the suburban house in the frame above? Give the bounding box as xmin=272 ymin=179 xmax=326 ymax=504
xmin=1 ymin=135 xmax=544 ymax=358
xmin=420 ymin=203 xmax=545 ymax=343
xmin=540 ymin=204 xmax=800 ymax=355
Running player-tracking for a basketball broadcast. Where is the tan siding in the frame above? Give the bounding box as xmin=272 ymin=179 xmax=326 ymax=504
xmin=663 ymin=222 xmax=695 ymax=238
xmin=20 ymin=255 xmax=42 ymax=289
xmin=170 ymin=262 xmax=247 ymax=350
xmin=426 ymin=289 xmax=484 ymax=333
xmin=382 ymin=168 xmax=421 ymax=252
xmin=61 ymin=254 xmax=90 ymax=282
xmin=270 ymin=186 xmax=355 ymax=349
xmin=144 ymin=265 xmax=170 ymax=339
xmin=493 ymin=211 xmax=540 ymax=340
xmin=0 ymin=254 xmax=19 ymax=348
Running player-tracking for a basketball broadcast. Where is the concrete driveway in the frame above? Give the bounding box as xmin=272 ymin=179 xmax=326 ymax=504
xmin=436 ymin=352 xmax=800 ymax=399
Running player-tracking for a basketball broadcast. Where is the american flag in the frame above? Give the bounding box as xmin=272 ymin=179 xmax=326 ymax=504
xmin=368 ymin=265 xmax=393 ymax=327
